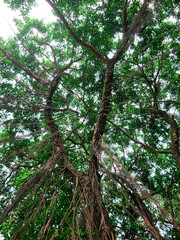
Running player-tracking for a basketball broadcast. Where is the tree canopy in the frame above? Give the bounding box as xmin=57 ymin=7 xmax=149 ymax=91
xmin=0 ymin=0 xmax=180 ymax=239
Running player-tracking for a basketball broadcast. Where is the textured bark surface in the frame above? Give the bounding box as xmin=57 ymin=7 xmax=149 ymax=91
xmin=79 ymin=174 xmax=116 ymax=240
xmin=152 ymin=108 xmax=180 ymax=168
xmin=131 ymin=192 xmax=165 ymax=240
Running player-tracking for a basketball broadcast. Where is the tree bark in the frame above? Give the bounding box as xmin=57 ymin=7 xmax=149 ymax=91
xmin=131 ymin=192 xmax=165 ymax=240
xmin=79 ymin=172 xmax=116 ymax=240
xmin=152 ymin=108 xmax=180 ymax=168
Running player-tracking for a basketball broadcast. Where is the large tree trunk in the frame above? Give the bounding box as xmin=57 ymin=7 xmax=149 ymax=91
xmin=79 ymin=171 xmax=116 ymax=240
xmin=80 ymin=63 xmax=115 ymax=239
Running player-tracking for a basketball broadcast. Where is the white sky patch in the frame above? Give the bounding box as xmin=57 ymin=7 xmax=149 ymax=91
xmin=0 ymin=234 xmax=4 ymax=240
xmin=0 ymin=1 xmax=18 ymax=39
xmin=0 ymin=0 xmax=56 ymax=39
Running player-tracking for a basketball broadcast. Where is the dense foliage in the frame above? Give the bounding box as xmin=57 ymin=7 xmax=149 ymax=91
xmin=0 ymin=0 xmax=180 ymax=239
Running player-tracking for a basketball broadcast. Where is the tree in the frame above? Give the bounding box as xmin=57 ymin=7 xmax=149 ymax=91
xmin=0 ymin=0 xmax=179 ymax=239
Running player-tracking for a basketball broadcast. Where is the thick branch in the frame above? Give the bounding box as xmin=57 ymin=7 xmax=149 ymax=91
xmin=89 ymin=63 xmax=114 ymax=177
xmin=45 ymin=0 xmax=107 ymax=64
xmin=0 ymin=55 xmax=82 ymax=225
xmin=89 ymin=1 xmax=156 ymax=176
xmin=112 ymin=1 xmax=151 ymax=64
xmin=44 ymin=62 xmax=81 ymax=178
xmin=152 ymin=109 xmax=180 ymax=168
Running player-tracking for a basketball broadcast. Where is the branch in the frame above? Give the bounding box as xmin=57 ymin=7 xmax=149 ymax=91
xmin=0 ymin=112 xmax=34 ymax=126
xmin=112 ymin=0 xmax=152 ymax=64
xmin=0 ymin=104 xmax=41 ymax=112
xmin=44 ymin=58 xmax=82 ymax=178
xmin=128 ymin=146 xmax=142 ymax=171
xmin=0 ymin=157 xmax=54 ymax=225
xmin=45 ymin=0 xmax=107 ymax=64
xmin=89 ymin=63 xmax=114 ymax=177
xmin=107 ymin=119 xmax=172 ymax=154
xmin=158 ymin=100 xmax=180 ymax=106
xmin=87 ymin=5 xmax=120 ymax=33
xmin=0 ymin=55 xmax=83 ymax=225
xmin=0 ymin=129 xmax=47 ymax=144
xmin=0 ymin=47 xmax=48 ymax=86
xmin=152 ymin=108 xmax=180 ymax=168
xmin=16 ymin=36 xmax=54 ymax=77
xmin=122 ymin=0 xmax=128 ymax=35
